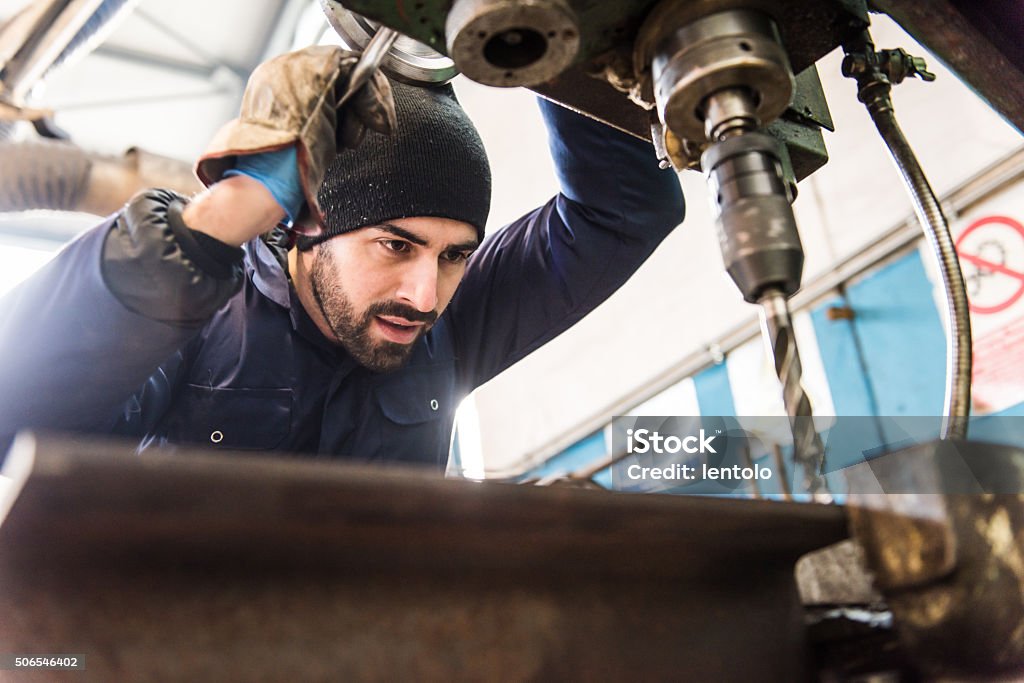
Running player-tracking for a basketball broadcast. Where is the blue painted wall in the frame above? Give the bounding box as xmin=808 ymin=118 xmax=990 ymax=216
xmin=843 ymin=251 xmax=947 ymax=417
xmin=519 ymin=429 xmax=606 ymax=482
xmin=694 ymin=363 xmax=737 ymax=416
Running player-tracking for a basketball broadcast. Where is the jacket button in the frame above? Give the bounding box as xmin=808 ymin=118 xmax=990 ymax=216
xmin=210 ymin=430 xmax=224 ymax=444
xmin=430 ymin=399 xmax=439 ymax=411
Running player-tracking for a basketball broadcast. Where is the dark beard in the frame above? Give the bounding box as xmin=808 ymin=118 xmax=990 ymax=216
xmin=309 ymin=247 xmax=435 ymax=373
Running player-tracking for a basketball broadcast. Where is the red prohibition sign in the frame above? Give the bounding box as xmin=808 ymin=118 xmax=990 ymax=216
xmin=956 ymin=215 xmax=1024 ymax=314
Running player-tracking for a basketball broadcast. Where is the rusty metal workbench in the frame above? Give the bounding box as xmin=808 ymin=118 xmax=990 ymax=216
xmin=0 ymin=433 xmax=848 ymax=681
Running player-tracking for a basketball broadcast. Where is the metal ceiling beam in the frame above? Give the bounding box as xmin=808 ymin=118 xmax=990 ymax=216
xmin=92 ymin=43 xmax=235 ymax=80
xmin=257 ymin=0 xmax=316 ymax=62
xmin=132 ymin=6 xmax=248 ymax=81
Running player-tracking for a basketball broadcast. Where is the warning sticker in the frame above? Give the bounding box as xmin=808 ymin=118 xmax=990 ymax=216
xmin=956 ymin=215 xmax=1024 ymax=314
xmin=951 ymin=190 xmax=1024 ymax=414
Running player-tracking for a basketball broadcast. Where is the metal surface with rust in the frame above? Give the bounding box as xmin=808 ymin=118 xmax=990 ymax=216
xmin=337 ymin=0 xmax=867 ymax=76
xmin=0 ymin=433 xmax=849 ymax=681
xmin=845 ymin=439 xmax=1024 ymax=678
xmin=873 ymin=0 xmax=1024 ymax=137
xmin=795 ymin=540 xmax=882 ymax=606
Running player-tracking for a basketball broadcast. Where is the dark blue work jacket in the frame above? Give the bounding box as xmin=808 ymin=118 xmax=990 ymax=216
xmin=0 ymin=101 xmax=684 ymax=469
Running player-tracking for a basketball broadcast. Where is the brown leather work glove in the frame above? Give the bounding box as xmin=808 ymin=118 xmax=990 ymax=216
xmin=195 ymin=45 xmax=397 ymax=231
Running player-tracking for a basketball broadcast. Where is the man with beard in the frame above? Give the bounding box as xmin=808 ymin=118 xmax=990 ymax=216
xmin=0 ymin=45 xmax=684 ymax=468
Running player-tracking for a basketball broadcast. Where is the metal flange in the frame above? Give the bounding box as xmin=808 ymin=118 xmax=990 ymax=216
xmin=445 ymin=0 xmax=580 ymax=87
xmin=647 ymin=8 xmax=794 ymax=143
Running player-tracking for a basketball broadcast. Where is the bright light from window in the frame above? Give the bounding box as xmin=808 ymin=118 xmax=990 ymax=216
xmin=0 ymin=210 xmax=97 ymax=296
xmin=0 ymin=244 xmax=55 ymax=296
xmin=454 ymin=394 xmax=485 ymax=480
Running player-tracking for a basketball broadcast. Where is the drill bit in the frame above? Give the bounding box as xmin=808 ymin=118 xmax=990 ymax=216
xmin=758 ymin=288 xmax=827 ymax=495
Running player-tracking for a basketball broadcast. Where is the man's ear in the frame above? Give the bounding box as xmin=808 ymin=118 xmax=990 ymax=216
xmin=291 ymin=205 xmax=322 ymax=237
xmin=287 ymin=235 xmax=313 ymax=285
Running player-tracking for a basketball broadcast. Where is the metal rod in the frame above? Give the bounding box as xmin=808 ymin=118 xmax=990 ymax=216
xmin=771 ymin=443 xmax=792 ymax=501
xmin=0 ymin=0 xmax=66 ymax=72
xmin=758 ymin=288 xmax=827 ymax=493
xmin=8 ymin=0 xmax=106 ymax=102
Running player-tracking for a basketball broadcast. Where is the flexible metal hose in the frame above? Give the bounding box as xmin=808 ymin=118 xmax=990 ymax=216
xmin=864 ymin=91 xmax=972 ymax=439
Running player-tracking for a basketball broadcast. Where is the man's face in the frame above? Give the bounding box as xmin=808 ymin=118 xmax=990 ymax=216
xmin=298 ymin=216 xmax=478 ymax=372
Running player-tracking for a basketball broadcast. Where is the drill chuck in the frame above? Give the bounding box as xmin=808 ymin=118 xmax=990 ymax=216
xmin=702 ymin=132 xmax=804 ymax=303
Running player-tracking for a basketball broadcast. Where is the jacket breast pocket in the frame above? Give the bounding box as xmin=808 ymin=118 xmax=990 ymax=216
xmin=177 ymin=385 xmax=292 ymax=450
xmin=373 ymin=364 xmax=454 ymax=466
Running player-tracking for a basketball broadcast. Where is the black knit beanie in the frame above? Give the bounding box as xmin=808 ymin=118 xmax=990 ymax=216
xmin=296 ymin=79 xmax=492 ymax=251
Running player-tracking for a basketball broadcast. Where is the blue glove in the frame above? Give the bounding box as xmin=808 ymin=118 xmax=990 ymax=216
xmin=223 ymin=146 xmax=306 ymax=224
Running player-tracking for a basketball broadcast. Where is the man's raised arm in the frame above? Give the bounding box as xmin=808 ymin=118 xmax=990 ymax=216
xmin=449 ymin=99 xmax=686 ymax=389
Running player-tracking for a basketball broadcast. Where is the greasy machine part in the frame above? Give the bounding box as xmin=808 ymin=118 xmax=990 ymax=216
xmin=650 ymin=9 xmax=793 ymax=144
xmin=701 ymin=129 xmax=802 ymax=300
xmin=844 ymin=439 xmax=1024 ymax=678
xmin=324 ymin=0 xmax=864 ymax=180
xmin=645 ymin=7 xmax=825 ymax=491
xmin=320 ymin=0 xmax=458 ymax=84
